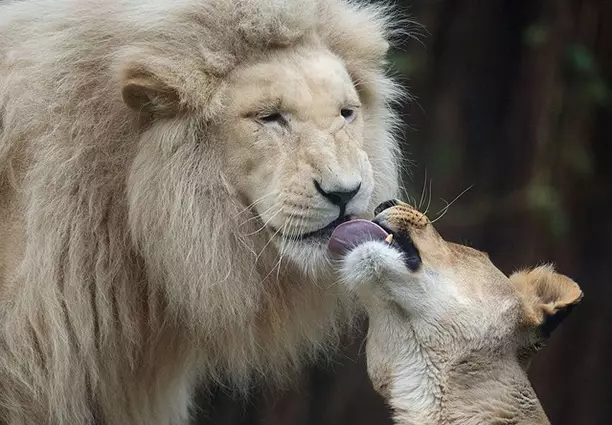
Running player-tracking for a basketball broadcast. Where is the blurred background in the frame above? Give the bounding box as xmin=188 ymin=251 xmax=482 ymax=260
xmin=197 ymin=0 xmax=612 ymax=424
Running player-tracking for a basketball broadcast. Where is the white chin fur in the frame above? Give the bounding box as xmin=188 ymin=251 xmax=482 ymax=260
xmin=274 ymin=236 xmax=334 ymax=281
xmin=338 ymin=241 xmax=409 ymax=293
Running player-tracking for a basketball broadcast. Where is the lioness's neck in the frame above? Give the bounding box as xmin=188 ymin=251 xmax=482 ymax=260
xmin=367 ymin=314 xmax=444 ymax=425
xmin=383 ymin=336 xmax=443 ymax=425
xmin=387 ymin=352 xmax=550 ymax=425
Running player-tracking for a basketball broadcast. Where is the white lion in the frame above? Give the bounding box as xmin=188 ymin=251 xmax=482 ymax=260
xmin=0 ymin=0 xmax=406 ymax=423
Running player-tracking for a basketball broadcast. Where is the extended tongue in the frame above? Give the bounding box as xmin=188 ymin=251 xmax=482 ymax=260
xmin=328 ymin=219 xmax=390 ymax=255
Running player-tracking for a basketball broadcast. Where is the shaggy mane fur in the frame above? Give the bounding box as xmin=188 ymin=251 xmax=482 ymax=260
xmin=0 ymin=0 xmax=406 ymax=423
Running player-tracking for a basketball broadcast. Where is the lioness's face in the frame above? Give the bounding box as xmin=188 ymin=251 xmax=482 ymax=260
xmin=219 ymin=47 xmax=376 ymax=273
xmin=357 ymin=201 xmax=527 ymax=340
xmin=343 ymin=200 xmax=582 ymax=350
xmin=339 ymin=200 xmax=582 ymax=423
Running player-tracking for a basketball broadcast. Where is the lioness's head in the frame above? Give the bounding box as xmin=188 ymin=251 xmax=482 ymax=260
xmin=338 ymin=200 xmax=583 ymax=424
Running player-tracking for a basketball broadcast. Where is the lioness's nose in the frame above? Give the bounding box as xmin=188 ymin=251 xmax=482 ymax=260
xmin=314 ymin=180 xmax=361 ymax=210
xmin=374 ymin=200 xmax=430 ymax=228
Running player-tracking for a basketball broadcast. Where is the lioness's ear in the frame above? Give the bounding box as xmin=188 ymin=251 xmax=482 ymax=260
xmin=121 ymin=69 xmax=180 ymax=117
xmin=510 ymin=265 xmax=583 ymax=337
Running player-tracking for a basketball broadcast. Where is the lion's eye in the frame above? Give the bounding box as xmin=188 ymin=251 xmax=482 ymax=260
xmin=341 ymin=108 xmax=356 ymax=123
xmin=257 ymin=112 xmax=289 ymax=127
xmin=260 ymin=113 xmax=283 ymax=123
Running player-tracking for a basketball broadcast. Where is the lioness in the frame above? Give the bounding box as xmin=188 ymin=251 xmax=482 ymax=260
xmin=331 ymin=200 xmax=583 ymax=425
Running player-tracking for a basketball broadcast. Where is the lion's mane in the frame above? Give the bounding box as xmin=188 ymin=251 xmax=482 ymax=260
xmin=0 ymin=0 xmax=405 ymax=423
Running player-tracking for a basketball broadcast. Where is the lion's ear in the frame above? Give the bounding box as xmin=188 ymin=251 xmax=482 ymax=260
xmin=121 ymin=69 xmax=180 ymax=117
xmin=510 ymin=265 xmax=583 ymax=338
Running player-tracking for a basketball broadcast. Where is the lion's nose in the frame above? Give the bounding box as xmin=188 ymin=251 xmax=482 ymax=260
xmin=314 ymin=180 xmax=361 ymax=210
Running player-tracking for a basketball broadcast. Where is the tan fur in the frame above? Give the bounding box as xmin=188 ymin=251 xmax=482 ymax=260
xmin=338 ymin=200 xmax=583 ymax=425
xmin=0 ymin=0 xmax=408 ymax=423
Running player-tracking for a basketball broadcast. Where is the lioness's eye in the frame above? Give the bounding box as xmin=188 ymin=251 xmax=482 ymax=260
xmin=341 ymin=108 xmax=356 ymax=123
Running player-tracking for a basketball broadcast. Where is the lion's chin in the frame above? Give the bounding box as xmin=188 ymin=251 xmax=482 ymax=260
xmin=266 ymin=215 xmax=364 ymax=281
xmin=271 ymin=234 xmax=335 ymax=282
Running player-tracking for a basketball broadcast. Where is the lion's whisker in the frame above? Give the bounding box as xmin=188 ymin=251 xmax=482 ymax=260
xmin=275 ymin=214 xmax=300 ymax=280
xmin=238 ymin=203 xmax=280 ymax=229
xmin=261 ymin=217 xmax=294 ymax=282
xmin=243 ymin=207 xmax=283 ymax=237
xmin=253 ymin=209 xmax=285 ymax=266
xmin=232 ymin=192 xmax=279 ymax=219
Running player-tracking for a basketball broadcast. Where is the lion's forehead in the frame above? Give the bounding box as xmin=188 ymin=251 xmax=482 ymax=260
xmin=226 ymin=50 xmax=357 ymax=113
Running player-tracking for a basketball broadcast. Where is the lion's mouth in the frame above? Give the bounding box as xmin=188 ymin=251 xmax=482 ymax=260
xmin=280 ymin=215 xmax=354 ymax=241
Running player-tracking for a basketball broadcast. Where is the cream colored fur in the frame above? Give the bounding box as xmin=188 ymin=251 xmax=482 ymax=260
xmin=0 ymin=0 xmax=407 ymax=423
xmin=338 ymin=201 xmax=583 ymax=425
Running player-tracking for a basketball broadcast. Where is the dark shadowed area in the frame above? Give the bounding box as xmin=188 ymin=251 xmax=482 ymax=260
xmin=196 ymin=0 xmax=612 ymax=424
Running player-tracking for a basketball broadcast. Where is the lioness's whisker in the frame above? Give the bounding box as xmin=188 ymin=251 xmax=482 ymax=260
xmin=417 ymin=169 xmax=428 ymax=211
xmin=431 ymin=184 xmax=474 ymax=224
xmin=423 ymin=179 xmax=433 ymax=216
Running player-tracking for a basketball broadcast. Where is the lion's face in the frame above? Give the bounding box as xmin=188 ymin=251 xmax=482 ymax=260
xmin=217 ymin=48 xmax=376 ymax=272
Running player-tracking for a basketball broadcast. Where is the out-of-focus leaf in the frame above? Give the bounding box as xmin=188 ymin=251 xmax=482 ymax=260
xmin=549 ymin=209 xmax=569 ymax=238
xmin=389 ymin=52 xmax=418 ymax=76
xmin=586 ymin=79 xmax=612 ymax=106
xmin=566 ymin=43 xmax=596 ymax=75
xmin=564 ymin=145 xmax=594 ymax=177
xmin=527 ymin=181 xmax=559 ymax=211
xmin=431 ymin=143 xmax=462 ymax=177
xmin=527 ymin=182 xmax=569 ymax=238
xmin=523 ymin=25 xmax=548 ymax=47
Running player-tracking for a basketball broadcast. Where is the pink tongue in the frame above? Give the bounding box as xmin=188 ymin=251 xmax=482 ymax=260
xmin=328 ymin=219 xmax=389 ymax=255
